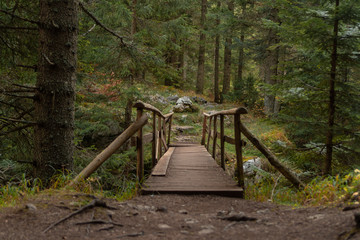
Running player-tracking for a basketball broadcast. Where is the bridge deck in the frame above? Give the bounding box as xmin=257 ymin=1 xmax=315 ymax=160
xmin=141 ymin=144 xmax=243 ymax=198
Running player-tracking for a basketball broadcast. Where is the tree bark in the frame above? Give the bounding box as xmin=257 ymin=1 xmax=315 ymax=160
xmin=235 ymin=2 xmax=246 ymax=100
xmin=214 ymin=1 xmax=221 ymax=103
xmin=324 ymin=0 xmax=340 ymax=175
xmin=195 ymin=0 xmax=207 ymax=94
xmin=34 ymin=0 xmax=78 ymax=183
xmin=220 ymin=0 xmax=234 ymax=103
xmin=263 ymin=8 xmax=280 ymax=116
xmin=235 ymin=33 xmax=245 ymax=99
xmin=125 ymin=0 xmax=138 ymax=128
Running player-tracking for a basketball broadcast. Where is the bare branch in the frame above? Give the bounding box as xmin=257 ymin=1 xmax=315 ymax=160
xmin=0 ymin=9 xmax=39 ymax=25
xmin=0 ymin=25 xmax=37 ymax=30
xmin=0 ymin=124 xmax=35 ymax=136
xmin=12 ymin=83 xmax=38 ymax=89
xmin=78 ymin=1 xmax=126 ymax=46
xmin=15 ymin=65 xmax=37 ymax=71
xmin=82 ymin=23 xmax=96 ymax=36
xmin=42 ymin=53 xmax=55 ymax=66
xmin=2 ymin=93 xmax=35 ymax=99
xmin=0 ymin=117 xmax=36 ymax=124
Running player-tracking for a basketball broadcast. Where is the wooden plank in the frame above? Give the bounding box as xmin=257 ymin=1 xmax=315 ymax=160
xmin=142 ymin=144 xmax=243 ymax=198
xmin=151 ymin=147 xmax=175 ymax=176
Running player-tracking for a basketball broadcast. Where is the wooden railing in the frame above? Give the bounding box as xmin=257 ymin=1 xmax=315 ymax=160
xmin=202 ymin=107 xmax=248 ymax=190
xmin=202 ymin=107 xmax=304 ymax=191
xmin=70 ymin=101 xmax=173 ymax=186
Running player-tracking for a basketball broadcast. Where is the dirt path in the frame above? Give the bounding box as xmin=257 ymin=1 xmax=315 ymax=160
xmin=0 ymin=192 xmax=358 ymax=240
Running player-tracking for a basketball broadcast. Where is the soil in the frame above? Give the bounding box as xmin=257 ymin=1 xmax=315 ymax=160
xmin=0 ymin=191 xmax=359 ymax=240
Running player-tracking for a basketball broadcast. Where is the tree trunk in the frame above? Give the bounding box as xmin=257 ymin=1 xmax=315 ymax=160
xmin=125 ymin=0 xmax=138 ymax=128
xmin=195 ymin=0 xmax=207 ymax=94
xmin=34 ymin=0 xmax=78 ymax=183
xmin=220 ymin=0 xmax=234 ymax=103
xmin=324 ymin=0 xmax=340 ymax=175
xmin=263 ymin=8 xmax=280 ymax=116
xmin=235 ymin=33 xmax=245 ymax=99
xmin=214 ymin=1 xmax=221 ymax=103
xmin=235 ymin=1 xmax=246 ymax=101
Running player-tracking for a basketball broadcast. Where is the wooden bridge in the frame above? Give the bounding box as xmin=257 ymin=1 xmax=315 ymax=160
xmin=71 ymin=101 xmax=303 ymax=197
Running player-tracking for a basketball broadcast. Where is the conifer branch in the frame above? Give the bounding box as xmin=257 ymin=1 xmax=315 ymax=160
xmin=78 ymin=1 xmax=126 ymax=46
xmin=0 ymin=25 xmax=37 ymax=30
xmin=0 ymin=9 xmax=39 ymax=25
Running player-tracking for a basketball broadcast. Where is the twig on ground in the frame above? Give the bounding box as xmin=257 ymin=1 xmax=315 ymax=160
xmin=43 ymin=199 xmax=116 ymax=233
xmin=118 ymin=231 xmax=145 ymax=238
xmin=75 ymin=220 xmax=123 ymax=226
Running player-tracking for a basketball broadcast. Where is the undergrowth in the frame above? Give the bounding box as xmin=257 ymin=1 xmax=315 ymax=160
xmin=1 ymin=75 xmax=360 ymax=208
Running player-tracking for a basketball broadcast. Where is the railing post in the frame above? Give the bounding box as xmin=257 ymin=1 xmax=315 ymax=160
xmin=201 ymin=115 xmax=207 ymax=145
xmin=136 ymin=108 xmax=144 ymax=182
xmin=220 ymin=115 xmax=225 ymax=170
xmin=157 ymin=115 xmax=162 ymax=159
xmin=152 ymin=111 xmax=157 ymax=168
xmin=212 ymin=115 xmax=217 ymax=158
xmin=207 ymin=116 xmax=212 ymax=151
xmin=234 ymin=113 xmax=245 ymax=192
xmin=162 ymin=117 xmax=167 ymax=148
xmin=167 ymin=115 xmax=172 ymax=145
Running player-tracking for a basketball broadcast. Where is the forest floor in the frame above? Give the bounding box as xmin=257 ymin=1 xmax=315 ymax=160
xmin=0 ymin=190 xmax=359 ymax=240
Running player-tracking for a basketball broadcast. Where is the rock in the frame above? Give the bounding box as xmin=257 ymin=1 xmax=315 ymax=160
xmin=156 ymin=206 xmax=168 ymax=213
xmin=220 ymin=211 xmax=257 ymax=222
xmin=185 ymin=218 xmax=198 ymax=224
xmin=167 ymin=95 xmax=179 ymax=103
xmin=25 ymin=203 xmax=37 ymax=211
xmin=198 ymin=229 xmax=214 ymax=235
xmin=173 ymin=96 xmax=199 ymax=113
xmin=191 ymin=96 xmax=207 ymax=104
xmin=149 ymin=94 xmax=168 ymax=105
xmin=179 ymin=209 xmax=188 ymax=214
xmin=176 ymin=96 xmax=192 ymax=106
xmin=173 ymin=104 xmax=185 ymax=113
xmin=175 ymin=126 xmax=194 ymax=133
xmin=158 ymin=224 xmax=172 ymax=229
xmin=243 ymin=158 xmax=262 ymax=177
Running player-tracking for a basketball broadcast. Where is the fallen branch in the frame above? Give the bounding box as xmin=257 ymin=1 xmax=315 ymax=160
xmin=239 ymin=122 xmax=304 ymax=189
xmin=75 ymin=220 xmax=123 ymax=226
xmin=43 ymin=199 xmax=116 ymax=233
xmin=118 ymin=231 xmax=145 ymax=238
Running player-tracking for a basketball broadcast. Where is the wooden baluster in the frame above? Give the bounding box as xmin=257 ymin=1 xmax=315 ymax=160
xmin=157 ymin=115 xmax=162 ymax=158
xmin=206 ymin=116 xmax=212 ymax=151
xmin=234 ymin=113 xmax=245 ymax=192
xmin=152 ymin=111 xmax=157 ymax=167
xmin=136 ymin=108 xmax=144 ymax=182
xmin=220 ymin=115 xmax=225 ymax=170
xmin=212 ymin=115 xmax=217 ymax=158
xmin=162 ymin=117 xmax=167 ymax=148
xmin=167 ymin=115 xmax=172 ymax=145
xmin=201 ymin=115 xmax=207 ymax=145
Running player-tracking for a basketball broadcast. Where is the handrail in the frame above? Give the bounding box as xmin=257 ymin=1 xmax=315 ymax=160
xmin=134 ymin=101 xmax=174 ymax=180
xmin=201 ymin=107 xmax=304 ymax=192
xmin=70 ymin=101 xmax=173 ymax=187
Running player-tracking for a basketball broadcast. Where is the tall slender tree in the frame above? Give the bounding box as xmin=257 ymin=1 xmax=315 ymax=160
xmin=214 ymin=1 xmax=221 ymax=103
xmin=196 ymin=0 xmax=207 ymax=94
xmin=220 ymin=0 xmax=234 ymax=103
xmin=324 ymin=0 xmax=340 ymax=175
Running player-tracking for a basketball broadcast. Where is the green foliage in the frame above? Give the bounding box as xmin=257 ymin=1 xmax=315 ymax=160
xmin=247 ymin=169 xmax=360 ymax=206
